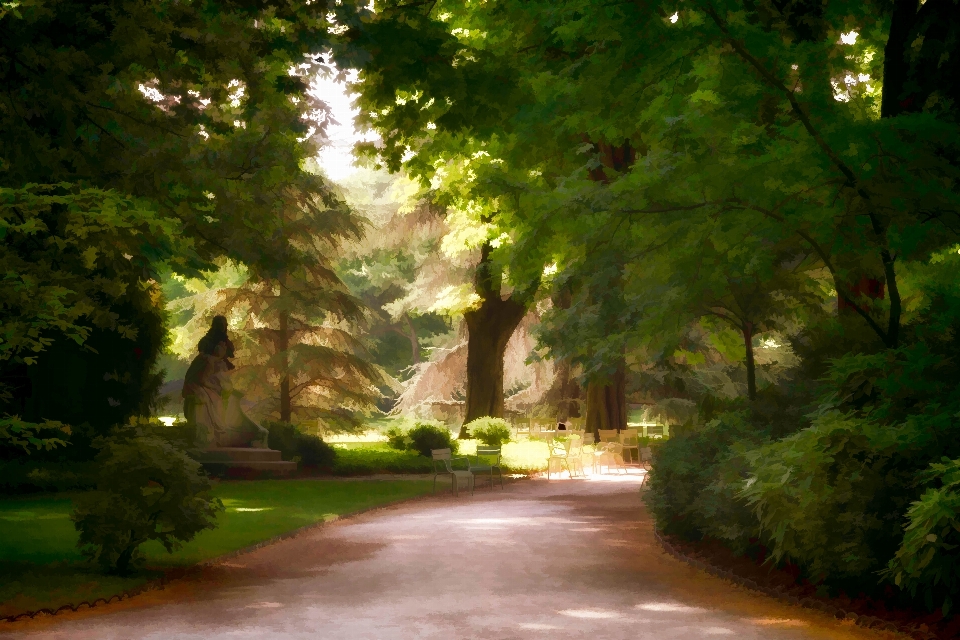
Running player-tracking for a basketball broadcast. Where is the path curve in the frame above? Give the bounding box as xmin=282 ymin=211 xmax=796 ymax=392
xmin=1 ymin=474 xmax=895 ymax=640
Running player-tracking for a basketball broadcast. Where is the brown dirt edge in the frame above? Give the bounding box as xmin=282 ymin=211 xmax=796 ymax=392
xmin=0 ymin=475 xmax=530 ymax=624
xmin=652 ymin=529 xmax=952 ymax=640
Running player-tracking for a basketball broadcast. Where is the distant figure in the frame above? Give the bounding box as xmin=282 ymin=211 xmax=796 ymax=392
xmin=557 ymin=422 xmax=567 ymax=431
xmin=182 ymin=316 xmax=266 ymax=449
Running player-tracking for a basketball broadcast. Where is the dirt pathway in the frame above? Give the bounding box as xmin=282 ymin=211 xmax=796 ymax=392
xmin=1 ymin=474 xmax=896 ymax=639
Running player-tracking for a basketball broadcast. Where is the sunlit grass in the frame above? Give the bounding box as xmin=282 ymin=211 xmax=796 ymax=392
xmin=456 ymin=438 xmax=550 ymax=472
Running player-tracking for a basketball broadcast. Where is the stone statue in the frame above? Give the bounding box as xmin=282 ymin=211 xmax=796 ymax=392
xmin=183 ymin=316 xmax=268 ymax=449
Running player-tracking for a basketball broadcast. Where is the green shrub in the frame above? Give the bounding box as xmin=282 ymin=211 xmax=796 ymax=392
xmin=406 ymin=422 xmax=456 ymax=458
xmin=266 ymin=422 xmax=336 ymax=467
xmin=71 ymin=422 xmax=223 ymax=575
xmin=741 ymin=410 xmax=921 ymax=584
xmin=884 ymin=457 xmax=960 ymax=615
xmin=380 ymin=420 xmax=455 ymax=458
xmin=331 ymin=446 xmax=435 ymax=474
xmin=643 ymin=410 xmax=763 ymax=545
xmin=465 ymin=417 xmax=512 ymax=447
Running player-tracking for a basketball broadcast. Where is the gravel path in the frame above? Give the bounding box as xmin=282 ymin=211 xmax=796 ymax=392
xmin=1 ymin=473 xmax=891 ymax=639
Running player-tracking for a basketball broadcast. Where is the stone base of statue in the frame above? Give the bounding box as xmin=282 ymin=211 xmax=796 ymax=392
xmin=184 ymin=388 xmax=295 ymax=476
xmin=197 ymin=447 xmax=297 ymax=476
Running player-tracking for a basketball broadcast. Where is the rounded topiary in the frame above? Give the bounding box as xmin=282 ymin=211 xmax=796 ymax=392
xmin=406 ymin=422 xmax=456 ymax=458
xmin=465 ymin=417 xmax=512 ymax=447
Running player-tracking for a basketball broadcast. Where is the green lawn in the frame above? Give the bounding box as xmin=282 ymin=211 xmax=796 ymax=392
xmin=0 ymin=479 xmax=433 ymax=617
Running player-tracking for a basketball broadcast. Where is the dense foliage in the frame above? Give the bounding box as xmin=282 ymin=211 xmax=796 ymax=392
xmin=386 ymin=420 xmax=457 ymax=458
xmin=71 ymin=421 xmax=222 ymax=574
xmin=266 ymin=421 xmax=337 ymax=468
xmin=337 ymin=0 xmax=960 ymax=616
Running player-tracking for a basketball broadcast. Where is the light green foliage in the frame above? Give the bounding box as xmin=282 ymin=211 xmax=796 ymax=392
xmin=335 ymin=169 xmax=456 ymax=384
xmin=71 ymin=421 xmax=222 ymax=574
xmin=331 ymin=445 xmax=435 ymax=474
xmin=162 ymin=176 xmax=385 ymax=430
xmin=464 ymin=417 xmax=511 ymax=447
xmin=0 ymin=416 xmax=70 ymax=453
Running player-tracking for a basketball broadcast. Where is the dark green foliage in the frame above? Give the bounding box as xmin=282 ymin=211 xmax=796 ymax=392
xmin=385 ymin=425 xmax=409 ymax=451
xmin=406 ymin=423 xmax=457 ymax=458
xmin=0 ymin=0 xmax=357 ymax=447
xmin=265 ymin=422 xmax=337 ymax=468
xmin=885 ymin=457 xmax=960 ymax=616
xmin=2 ymin=284 xmax=167 ymax=450
xmin=71 ymin=421 xmax=222 ymax=575
xmin=465 ymin=417 xmax=512 ymax=447
xmin=383 ymin=420 xmax=457 ymax=457
xmin=0 ymin=460 xmax=96 ymax=494
xmin=741 ymin=412 xmax=924 ymax=586
xmin=643 ymin=411 xmax=764 ymax=547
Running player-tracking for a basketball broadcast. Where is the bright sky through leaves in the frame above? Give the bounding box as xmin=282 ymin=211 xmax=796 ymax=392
xmin=312 ymin=70 xmax=373 ymax=181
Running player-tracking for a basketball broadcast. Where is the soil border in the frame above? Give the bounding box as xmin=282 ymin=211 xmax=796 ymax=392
xmin=653 ymin=529 xmax=937 ymax=639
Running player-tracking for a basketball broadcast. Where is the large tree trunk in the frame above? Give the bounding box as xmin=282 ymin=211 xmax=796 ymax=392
xmin=278 ymin=310 xmax=291 ymax=423
xmin=585 ymin=361 xmax=626 ymax=442
xmin=460 ymin=242 xmax=535 ymax=436
xmin=461 ymin=294 xmax=526 ymax=434
xmin=553 ymin=359 xmax=581 ymax=421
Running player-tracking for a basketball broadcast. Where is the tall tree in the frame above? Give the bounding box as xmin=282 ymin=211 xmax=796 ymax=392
xmin=168 ymin=178 xmax=383 ymax=429
xmin=1 ymin=0 xmax=369 ymax=433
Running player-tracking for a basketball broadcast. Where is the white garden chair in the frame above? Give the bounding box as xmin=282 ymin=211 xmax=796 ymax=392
xmin=593 ymin=441 xmax=628 ymax=474
xmin=547 ymin=434 xmax=585 ymax=479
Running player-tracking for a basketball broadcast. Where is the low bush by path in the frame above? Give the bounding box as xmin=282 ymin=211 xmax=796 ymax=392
xmin=0 ymin=478 xmax=433 ymax=617
xmin=330 ymin=440 xmax=550 ymax=475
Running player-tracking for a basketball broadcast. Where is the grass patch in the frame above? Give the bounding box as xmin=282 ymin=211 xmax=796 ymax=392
xmin=457 ymin=439 xmax=549 ymax=473
xmin=0 ymin=478 xmax=432 ymax=616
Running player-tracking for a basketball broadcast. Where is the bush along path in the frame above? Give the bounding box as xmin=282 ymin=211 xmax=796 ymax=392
xmin=655 ymin=531 xmax=955 ymax=640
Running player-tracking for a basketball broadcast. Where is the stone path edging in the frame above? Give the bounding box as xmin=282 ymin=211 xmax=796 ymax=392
xmin=652 ymin=529 xmax=936 ymax=640
xmin=0 ymin=478 xmax=528 ymax=625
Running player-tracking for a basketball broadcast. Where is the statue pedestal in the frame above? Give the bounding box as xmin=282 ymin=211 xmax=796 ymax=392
xmin=197 ymin=447 xmax=297 ymax=476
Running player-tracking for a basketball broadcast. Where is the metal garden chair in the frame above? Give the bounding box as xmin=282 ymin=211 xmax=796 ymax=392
xmin=431 ymin=448 xmax=474 ymax=496
xmin=468 ymin=446 xmax=504 ymax=489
